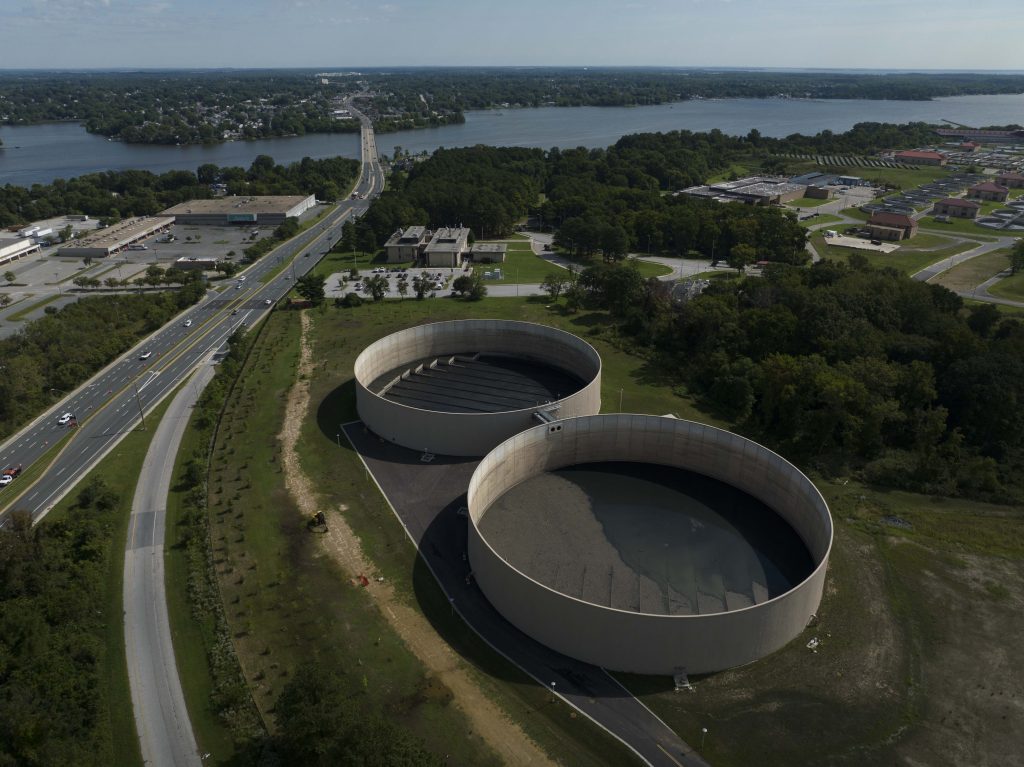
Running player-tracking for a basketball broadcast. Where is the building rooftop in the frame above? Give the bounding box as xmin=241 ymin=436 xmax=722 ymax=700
xmin=970 ymin=182 xmax=1010 ymax=192
xmin=869 ymin=212 xmax=917 ymax=228
xmin=161 ymin=195 xmax=312 ymax=216
xmin=997 ymin=172 xmax=1024 ymax=181
xmin=472 ymin=243 xmax=507 ymax=253
xmin=895 ymin=150 xmax=946 ymax=160
xmin=937 ymin=198 xmax=981 ymax=208
xmin=65 ymin=216 xmax=174 ymax=250
xmin=425 ymin=227 xmax=471 ymax=252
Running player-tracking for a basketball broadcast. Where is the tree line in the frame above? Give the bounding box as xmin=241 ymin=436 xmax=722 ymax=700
xmin=0 ymin=154 xmax=358 ymax=228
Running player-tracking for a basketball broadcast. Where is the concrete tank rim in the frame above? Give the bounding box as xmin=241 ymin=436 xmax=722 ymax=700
xmin=468 ymin=413 xmax=834 ymax=621
xmin=354 ymin=318 xmax=603 ymax=419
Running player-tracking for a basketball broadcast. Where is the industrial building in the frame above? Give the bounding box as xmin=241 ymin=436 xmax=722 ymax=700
xmin=161 ymin=195 xmax=316 ymax=226
xmin=679 ymin=176 xmax=807 ymax=206
xmin=467 ymin=413 xmax=833 ymax=675
xmin=424 ymin=227 xmax=471 ymax=268
xmin=58 ymin=216 xmax=175 ymax=258
xmin=933 ymin=198 xmax=981 ymax=219
xmin=174 ymin=256 xmax=220 ymax=272
xmin=354 ymin=320 xmax=602 ymax=456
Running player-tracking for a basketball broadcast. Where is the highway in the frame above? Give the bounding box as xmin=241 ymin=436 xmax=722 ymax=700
xmin=0 ymin=107 xmax=384 ymax=525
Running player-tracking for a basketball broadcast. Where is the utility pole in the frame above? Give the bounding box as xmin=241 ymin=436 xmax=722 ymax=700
xmin=132 ymin=378 xmax=146 ymax=430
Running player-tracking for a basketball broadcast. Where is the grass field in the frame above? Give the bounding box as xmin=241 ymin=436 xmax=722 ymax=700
xmin=785 ymin=161 xmax=950 ymax=191
xmin=809 ymin=231 xmax=973 ymax=275
xmin=797 ymin=213 xmax=844 ymax=229
xmin=788 ymin=197 xmax=833 ymax=208
xmin=40 ymin=394 xmax=180 ymax=767
xmin=988 ymin=269 xmax=1024 ymax=302
xmin=933 ymin=250 xmax=1010 ymax=293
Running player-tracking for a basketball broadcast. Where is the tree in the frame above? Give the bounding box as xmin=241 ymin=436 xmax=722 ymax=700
xmin=451 ymin=275 xmax=474 ymax=296
xmin=397 ymin=280 xmax=409 ymax=300
xmin=1011 ymin=239 xmax=1024 ymax=274
xmin=340 ymin=220 xmax=356 ymax=254
xmin=541 ymin=272 xmax=568 ymax=300
xmin=365 ymin=275 xmax=388 ymax=302
xmin=4 ymin=271 xmax=15 ymax=284
xmin=274 ymin=216 xmax=300 ymax=240
xmin=0 ymin=294 xmax=11 ymax=309
xmin=295 ymin=273 xmax=327 ymax=304
xmin=728 ymin=243 xmax=756 ymax=273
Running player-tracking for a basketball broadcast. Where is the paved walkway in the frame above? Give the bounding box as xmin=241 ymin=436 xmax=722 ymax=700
xmin=124 ymin=362 xmax=215 ymax=767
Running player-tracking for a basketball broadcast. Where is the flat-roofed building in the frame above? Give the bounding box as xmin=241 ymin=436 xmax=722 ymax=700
xmin=0 ymin=237 xmax=40 ymax=266
xmin=967 ymin=182 xmax=1010 ymax=202
xmin=933 ymin=198 xmax=981 ymax=219
xmin=996 ymin=172 xmax=1024 ymax=189
xmin=161 ymin=195 xmax=316 ymax=226
xmin=424 ymin=227 xmax=471 ymax=268
xmin=894 ymin=150 xmax=947 ymax=166
xmin=174 ymin=256 xmax=220 ymax=272
xmin=58 ymin=216 xmax=175 ymax=258
xmin=470 ymin=243 xmax=507 ymax=263
xmin=384 ymin=226 xmax=431 ymax=263
xmin=679 ymin=176 xmax=806 ymax=206
xmin=867 ymin=212 xmax=918 ymax=240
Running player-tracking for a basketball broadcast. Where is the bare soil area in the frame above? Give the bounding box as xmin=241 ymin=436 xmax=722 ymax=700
xmin=279 ymin=311 xmax=555 ymax=767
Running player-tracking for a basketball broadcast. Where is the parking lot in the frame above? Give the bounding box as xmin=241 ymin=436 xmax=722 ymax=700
xmin=325 ymin=265 xmax=468 ymax=299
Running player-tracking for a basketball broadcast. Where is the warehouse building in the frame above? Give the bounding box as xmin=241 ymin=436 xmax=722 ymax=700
xmin=161 ymin=195 xmax=316 ymax=226
xmin=58 ymin=216 xmax=175 ymax=258
xmin=893 ymin=150 xmax=947 ymax=167
xmin=996 ymin=172 xmax=1024 ymax=189
xmin=470 ymin=243 xmax=507 ymax=263
xmin=968 ymin=182 xmax=1010 ymax=203
xmin=867 ymin=212 xmax=918 ymax=241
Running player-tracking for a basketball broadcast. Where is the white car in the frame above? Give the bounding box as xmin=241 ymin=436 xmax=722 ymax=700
xmin=0 ymin=475 xmax=12 ymax=487
xmin=58 ymin=412 xmax=74 ymax=426
xmin=238 ymin=276 xmax=246 ymax=282
xmin=139 ymin=351 xmax=152 ymax=360
xmin=183 ymin=319 xmax=192 ymax=328
xmin=264 ymin=299 xmax=272 ymax=305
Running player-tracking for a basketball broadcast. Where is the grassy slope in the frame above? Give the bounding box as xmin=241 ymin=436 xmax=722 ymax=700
xmin=809 ymin=231 xmax=973 ymax=275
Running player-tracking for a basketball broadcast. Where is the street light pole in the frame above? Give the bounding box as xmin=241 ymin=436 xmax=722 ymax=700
xmin=132 ymin=378 xmax=146 ymax=430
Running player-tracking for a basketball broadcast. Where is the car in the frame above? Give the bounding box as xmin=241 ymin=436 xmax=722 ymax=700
xmin=238 ymin=276 xmax=246 ymax=282
xmin=139 ymin=351 xmax=152 ymax=360
xmin=231 ymin=309 xmax=239 ymax=315
xmin=58 ymin=412 xmax=74 ymax=426
xmin=183 ymin=319 xmax=193 ymax=328
xmin=264 ymin=298 xmax=272 ymax=305
xmin=236 ymin=284 xmax=243 ymax=290
xmin=870 ymin=239 xmax=883 ymax=246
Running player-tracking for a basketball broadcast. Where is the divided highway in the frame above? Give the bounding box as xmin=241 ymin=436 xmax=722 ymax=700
xmin=0 ymin=114 xmax=383 ymax=525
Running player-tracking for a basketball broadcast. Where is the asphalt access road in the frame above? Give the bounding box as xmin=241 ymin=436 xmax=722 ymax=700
xmin=124 ymin=363 xmax=215 ymax=767
xmin=343 ymin=423 xmax=709 ymax=767
xmin=0 ymin=137 xmax=384 ymax=524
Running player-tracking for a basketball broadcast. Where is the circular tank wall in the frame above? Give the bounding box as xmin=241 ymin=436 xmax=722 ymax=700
xmin=354 ymin=320 xmax=602 ymax=456
xmin=467 ymin=414 xmax=833 ymax=675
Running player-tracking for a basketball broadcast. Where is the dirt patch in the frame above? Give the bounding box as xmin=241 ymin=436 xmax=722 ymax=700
xmin=279 ymin=311 xmax=555 ymax=767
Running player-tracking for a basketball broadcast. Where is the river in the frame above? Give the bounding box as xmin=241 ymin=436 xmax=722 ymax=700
xmin=2 ymin=93 xmax=1023 ymax=187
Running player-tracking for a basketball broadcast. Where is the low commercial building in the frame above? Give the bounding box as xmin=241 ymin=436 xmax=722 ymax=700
xmin=996 ymin=172 xmax=1024 ymax=189
xmin=58 ymin=216 xmax=175 ymax=258
xmin=679 ymin=176 xmax=807 ymax=206
xmin=384 ymin=226 xmax=431 ymax=263
xmin=470 ymin=243 xmax=507 ymax=263
xmin=967 ymin=182 xmax=1010 ymax=203
xmin=803 ymin=186 xmax=833 ymax=200
xmin=161 ymin=195 xmax=316 ymax=226
xmin=867 ymin=212 xmax=918 ymax=240
xmin=0 ymin=238 xmax=40 ymax=266
xmin=424 ymin=227 xmax=471 ymax=268
xmin=933 ymin=198 xmax=981 ymax=219
xmin=174 ymin=256 xmax=220 ymax=272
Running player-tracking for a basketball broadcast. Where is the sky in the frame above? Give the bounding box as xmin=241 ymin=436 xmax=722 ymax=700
xmin=1 ymin=0 xmax=1023 ymax=71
